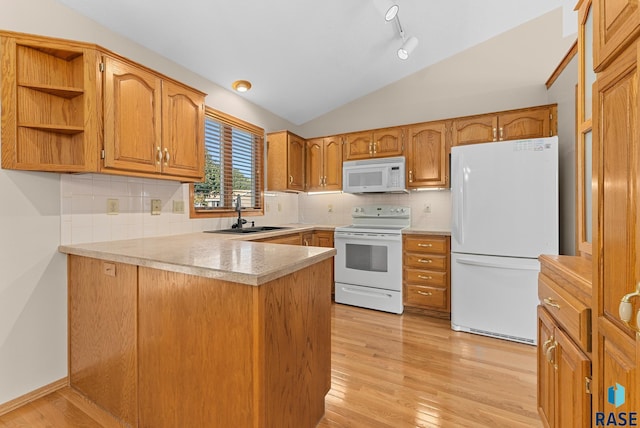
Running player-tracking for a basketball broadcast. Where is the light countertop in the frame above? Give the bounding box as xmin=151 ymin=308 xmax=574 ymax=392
xmin=59 ymin=229 xmax=335 ymax=286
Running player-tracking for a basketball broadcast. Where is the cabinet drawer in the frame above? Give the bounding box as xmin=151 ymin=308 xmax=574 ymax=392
xmin=405 ymin=285 xmax=447 ymax=310
xmin=404 ymin=236 xmax=448 ymax=253
xmin=538 ymin=273 xmax=591 ymax=352
xmin=405 ymin=269 xmax=447 ymax=287
xmin=404 ymin=253 xmax=447 ymax=270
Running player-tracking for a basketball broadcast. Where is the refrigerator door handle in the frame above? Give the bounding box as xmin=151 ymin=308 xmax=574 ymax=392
xmin=452 ymin=153 xmax=465 ymax=245
xmin=455 ymin=257 xmax=539 ymax=271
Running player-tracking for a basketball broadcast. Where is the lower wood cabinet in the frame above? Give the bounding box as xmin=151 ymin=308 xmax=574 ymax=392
xmin=68 ymin=254 xmax=331 ymax=427
xmin=255 ymin=232 xmax=302 ymax=245
xmin=403 ymin=233 xmax=451 ymax=317
xmin=313 ymin=230 xmax=335 ymax=294
xmin=537 ymin=255 xmax=592 ymax=428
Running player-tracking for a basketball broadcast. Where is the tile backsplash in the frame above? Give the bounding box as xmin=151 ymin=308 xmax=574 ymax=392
xmin=60 ymin=174 xmax=299 ymax=245
xmin=60 ymin=174 xmax=450 ymax=245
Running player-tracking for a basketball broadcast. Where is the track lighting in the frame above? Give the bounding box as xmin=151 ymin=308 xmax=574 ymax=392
xmin=397 ymin=35 xmax=418 ymax=60
xmin=374 ymin=0 xmax=399 ymax=21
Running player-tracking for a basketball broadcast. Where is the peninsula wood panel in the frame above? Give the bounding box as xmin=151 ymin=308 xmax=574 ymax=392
xmin=68 ymin=255 xmax=137 ymax=427
xmin=260 ymin=258 xmax=332 ymax=427
xmin=138 ymin=267 xmax=255 ymax=428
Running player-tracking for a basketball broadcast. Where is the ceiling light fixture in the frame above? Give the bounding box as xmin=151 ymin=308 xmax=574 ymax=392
xmin=374 ymin=0 xmax=399 ymax=21
xmin=398 ymin=35 xmax=418 ymax=60
xmin=392 ymin=14 xmax=418 ymax=60
xmin=232 ymin=80 xmax=252 ymax=92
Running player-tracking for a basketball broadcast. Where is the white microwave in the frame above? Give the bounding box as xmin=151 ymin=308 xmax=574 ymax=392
xmin=342 ymin=156 xmax=407 ymax=193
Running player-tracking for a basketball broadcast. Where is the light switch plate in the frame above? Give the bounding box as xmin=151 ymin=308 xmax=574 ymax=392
xmin=173 ymin=200 xmax=185 ymax=214
xmin=151 ymin=199 xmax=162 ymax=215
xmin=107 ymin=198 xmax=119 ymax=215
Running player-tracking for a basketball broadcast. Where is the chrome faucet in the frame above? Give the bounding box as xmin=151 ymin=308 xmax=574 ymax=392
xmin=233 ymin=194 xmax=246 ymax=229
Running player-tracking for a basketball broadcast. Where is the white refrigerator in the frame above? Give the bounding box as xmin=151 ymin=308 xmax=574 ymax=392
xmin=450 ymin=137 xmax=558 ymax=345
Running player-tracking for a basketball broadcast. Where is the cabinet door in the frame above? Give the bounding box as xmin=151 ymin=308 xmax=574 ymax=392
xmin=343 ymin=131 xmax=373 ymax=160
xmin=372 ymin=127 xmax=403 ymax=158
xmin=593 ymin=40 xmax=640 ymax=417
xmin=451 ymin=115 xmax=497 ymax=146
xmin=537 ymin=307 xmax=556 ymax=428
xmin=406 ymin=121 xmax=448 ymax=188
xmin=160 ymin=80 xmax=204 ymax=180
xmin=497 ymin=108 xmax=551 ymax=142
xmin=554 ymin=328 xmax=591 ymax=428
xmin=287 ymin=133 xmax=305 ymax=191
xmin=103 ymin=56 xmax=162 ymax=173
xmin=323 ymin=136 xmax=343 ymax=191
xmin=306 ymin=138 xmax=323 ymax=191
xmin=594 ymin=0 xmax=640 ymax=70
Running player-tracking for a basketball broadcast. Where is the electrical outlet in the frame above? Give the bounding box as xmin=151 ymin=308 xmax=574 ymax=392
xmin=107 ymin=199 xmax=119 ymax=215
xmin=424 ymin=203 xmax=432 ymax=214
xmin=328 ymin=204 xmax=333 ymax=213
xmin=151 ymin=199 xmax=162 ymax=215
xmin=277 ymin=203 xmax=282 ymax=212
xmin=173 ymin=200 xmax=185 ymax=214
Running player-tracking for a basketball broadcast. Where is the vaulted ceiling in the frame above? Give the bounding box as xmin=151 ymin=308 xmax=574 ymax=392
xmin=54 ymin=0 xmax=575 ymax=125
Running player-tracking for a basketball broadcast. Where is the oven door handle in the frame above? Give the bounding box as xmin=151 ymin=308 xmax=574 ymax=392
xmin=334 ymin=233 xmax=401 ymax=242
xmin=339 ymin=286 xmax=394 ymax=299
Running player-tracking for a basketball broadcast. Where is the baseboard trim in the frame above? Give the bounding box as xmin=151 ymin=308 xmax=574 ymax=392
xmin=0 ymin=377 xmax=69 ymax=416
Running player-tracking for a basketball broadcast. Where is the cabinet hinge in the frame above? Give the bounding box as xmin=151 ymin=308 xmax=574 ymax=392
xmin=585 ymin=376 xmax=592 ymax=394
xmin=99 ymin=62 xmax=105 ymax=72
xmin=100 ymin=149 xmax=105 ymax=159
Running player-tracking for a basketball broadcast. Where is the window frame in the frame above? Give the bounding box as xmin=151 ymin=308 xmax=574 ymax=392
xmin=189 ymin=107 xmax=264 ymax=219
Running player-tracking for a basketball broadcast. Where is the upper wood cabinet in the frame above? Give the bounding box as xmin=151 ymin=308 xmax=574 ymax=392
xmin=594 ymin=0 xmax=640 ymax=71
xmin=405 ymin=121 xmax=449 ymax=188
xmin=0 ymin=31 xmax=206 ymax=182
xmin=306 ymin=136 xmax=342 ymax=192
xmin=266 ymin=130 xmax=306 ymax=192
xmin=451 ymin=105 xmax=557 ymax=147
xmin=101 ymin=55 xmax=205 ymax=181
xmin=0 ymin=33 xmax=100 ymax=172
xmin=343 ymin=127 xmax=403 ymax=161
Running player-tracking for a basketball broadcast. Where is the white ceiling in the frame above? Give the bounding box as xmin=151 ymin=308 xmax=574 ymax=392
xmin=54 ymin=0 xmax=571 ymax=125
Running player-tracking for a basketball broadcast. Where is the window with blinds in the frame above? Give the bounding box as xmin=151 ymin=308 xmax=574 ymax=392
xmin=191 ymin=107 xmax=264 ymax=217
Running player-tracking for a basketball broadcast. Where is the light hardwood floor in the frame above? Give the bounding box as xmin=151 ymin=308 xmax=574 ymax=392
xmin=0 ymin=303 xmax=540 ymax=427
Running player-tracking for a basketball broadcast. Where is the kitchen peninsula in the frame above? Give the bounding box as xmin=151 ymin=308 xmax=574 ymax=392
xmin=58 ymin=233 xmax=335 ymax=428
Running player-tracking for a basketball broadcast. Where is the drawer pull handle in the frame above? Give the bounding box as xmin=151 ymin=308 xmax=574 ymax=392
xmin=619 ymin=282 xmax=640 ymax=331
xmin=418 ymin=275 xmax=432 ymax=280
xmin=417 ymin=243 xmax=432 ymax=248
xmin=417 ymin=291 xmax=433 ymax=296
xmin=542 ymin=337 xmax=554 ymax=354
xmin=418 ymin=259 xmax=432 ymax=264
xmin=546 ymin=342 xmax=557 ymax=365
xmin=543 ymin=297 xmax=560 ymax=309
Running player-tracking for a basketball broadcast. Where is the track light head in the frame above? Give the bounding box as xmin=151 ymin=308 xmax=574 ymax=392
xmin=374 ymin=0 xmax=399 ymax=22
xmin=397 ymin=36 xmax=418 ymax=60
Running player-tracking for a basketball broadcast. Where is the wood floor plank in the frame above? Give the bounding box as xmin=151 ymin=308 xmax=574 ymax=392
xmin=0 ymin=303 xmax=541 ymax=427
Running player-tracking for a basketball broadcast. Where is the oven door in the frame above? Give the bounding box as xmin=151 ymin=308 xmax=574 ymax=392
xmin=334 ymin=231 xmax=403 ymax=291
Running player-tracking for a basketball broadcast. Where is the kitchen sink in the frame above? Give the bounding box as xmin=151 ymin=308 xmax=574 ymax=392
xmin=204 ymin=226 xmax=292 ymax=234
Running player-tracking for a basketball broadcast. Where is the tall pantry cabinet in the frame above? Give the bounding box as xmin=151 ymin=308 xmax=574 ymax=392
xmin=590 ymin=0 xmax=640 ymax=420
